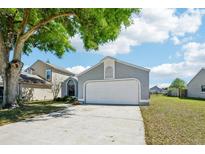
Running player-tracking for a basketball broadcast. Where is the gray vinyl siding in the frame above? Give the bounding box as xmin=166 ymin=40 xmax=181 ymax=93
xmin=115 ymin=62 xmax=149 ymax=101
xmin=187 ymin=69 xmax=205 ymax=99
xmin=78 ymin=63 xmax=104 ymax=99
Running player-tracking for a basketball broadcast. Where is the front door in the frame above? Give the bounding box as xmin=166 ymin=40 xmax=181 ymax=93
xmin=67 ymin=80 xmax=75 ymax=96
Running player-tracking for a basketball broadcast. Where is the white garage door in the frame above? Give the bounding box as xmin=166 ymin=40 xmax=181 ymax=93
xmin=85 ymin=79 xmax=140 ymax=105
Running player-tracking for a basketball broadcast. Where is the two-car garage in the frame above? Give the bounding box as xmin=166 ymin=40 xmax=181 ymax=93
xmin=84 ymin=79 xmax=140 ymax=105
xmin=76 ymin=56 xmax=149 ymax=106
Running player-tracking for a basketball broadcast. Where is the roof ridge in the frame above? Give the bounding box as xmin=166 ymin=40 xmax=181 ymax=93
xmin=100 ymin=56 xmax=150 ymax=71
xmin=187 ymin=68 xmax=205 ymax=85
xmin=77 ymin=56 xmax=150 ymax=77
xmin=37 ymin=60 xmax=75 ymax=75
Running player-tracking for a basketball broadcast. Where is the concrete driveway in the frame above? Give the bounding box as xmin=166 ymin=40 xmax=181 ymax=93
xmin=0 ymin=105 xmax=145 ymax=145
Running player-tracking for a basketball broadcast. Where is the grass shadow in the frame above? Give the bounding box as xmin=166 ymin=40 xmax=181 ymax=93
xmin=0 ymin=102 xmax=68 ymax=126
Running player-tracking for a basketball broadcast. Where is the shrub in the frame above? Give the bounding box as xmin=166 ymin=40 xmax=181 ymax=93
xmin=54 ymin=97 xmax=62 ymax=101
xmin=62 ymin=96 xmax=69 ymax=101
xmin=54 ymin=96 xmax=78 ymax=104
xmin=66 ymin=96 xmax=77 ymax=104
xmin=179 ymin=88 xmax=187 ymax=98
xmin=54 ymin=96 xmax=70 ymax=101
xmin=167 ymin=88 xmax=179 ymax=97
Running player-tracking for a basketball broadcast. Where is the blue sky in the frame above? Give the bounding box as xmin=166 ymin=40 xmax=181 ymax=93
xmin=22 ymin=8 xmax=205 ymax=88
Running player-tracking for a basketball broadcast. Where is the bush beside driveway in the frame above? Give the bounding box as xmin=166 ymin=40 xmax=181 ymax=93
xmin=140 ymin=95 xmax=205 ymax=145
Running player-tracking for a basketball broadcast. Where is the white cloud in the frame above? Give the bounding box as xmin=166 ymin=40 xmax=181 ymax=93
xmin=98 ymin=36 xmax=137 ymax=56
xmin=66 ymin=65 xmax=90 ymax=74
xmin=71 ymin=9 xmax=204 ymax=56
xmin=183 ymin=42 xmax=205 ymax=63
xmin=171 ymin=9 xmax=203 ymax=36
xmin=151 ymin=41 xmax=205 ymax=80
xmin=158 ymin=83 xmax=170 ymax=88
xmin=71 ymin=35 xmax=84 ymax=52
xmin=171 ymin=36 xmax=193 ymax=45
xmin=150 ymin=83 xmax=170 ymax=88
xmin=172 ymin=36 xmax=181 ymax=45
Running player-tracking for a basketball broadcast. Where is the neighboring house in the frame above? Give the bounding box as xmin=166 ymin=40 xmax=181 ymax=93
xmin=23 ymin=60 xmax=75 ymax=100
xmin=0 ymin=60 xmax=74 ymax=101
xmin=0 ymin=72 xmax=52 ymax=101
xmin=19 ymin=72 xmax=53 ymax=101
xmin=150 ymin=86 xmax=162 ymax=94
xmin=187 ymin=68 xmax=205 ymax=99
xmin=62 ymin=56 xmax=150 ymax=105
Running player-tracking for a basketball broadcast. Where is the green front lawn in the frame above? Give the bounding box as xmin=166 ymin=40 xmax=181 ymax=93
xmin=140 ymin=95 xmax=205 ymax=145
xmin=0 ymin=101 xmax=68 ymax=126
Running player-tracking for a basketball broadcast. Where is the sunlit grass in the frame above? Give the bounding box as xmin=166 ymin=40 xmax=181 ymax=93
xmin=140 ymin=94 xmax=205 ymax=145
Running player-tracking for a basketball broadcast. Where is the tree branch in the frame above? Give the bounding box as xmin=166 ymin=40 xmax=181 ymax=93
xmin=17 ymin=9 xmax=31 ymax=39
xmin=13 ymin=12 xmax=75 ymax=60
xmin=22 ymin=12 xmax=76 ymax=41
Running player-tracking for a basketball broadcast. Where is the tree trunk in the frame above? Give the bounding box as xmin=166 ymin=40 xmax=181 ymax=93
xmin=0 ymin=33 xmax=9 ymax=108
xmin=1 ymin=35 xmax=24 ymax=108
xmin=2 ymin=62 xmax=22 ymax=108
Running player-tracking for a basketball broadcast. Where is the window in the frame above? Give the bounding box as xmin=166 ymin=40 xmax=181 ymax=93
xmin=46 ymin=69 xmax=52 ymax=80
xmin=105 ymin=66 xmax=113 ymax=79
xmin=201 ymin=85 xmax=205 ymax=92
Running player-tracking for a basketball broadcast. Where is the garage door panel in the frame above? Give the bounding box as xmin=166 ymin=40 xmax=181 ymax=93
xmin=85 ymin=79 xmax=139 ymax=105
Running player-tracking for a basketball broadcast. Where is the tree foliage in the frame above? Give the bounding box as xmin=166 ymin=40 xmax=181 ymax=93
xmin=169 ymin=78 xmax=186 ymax=89
xmin=0 ymin=8 xmax=139 ymax=57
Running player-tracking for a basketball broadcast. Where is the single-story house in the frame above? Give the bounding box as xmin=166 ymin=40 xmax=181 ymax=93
xmin=187 ymin=68 xmax=205 ymax=99
xmin=0 ymin=56 xmax=150 ymax=105
xmin=62 ymin=56 xmax=150 ymax=105
xmin=150 ymin=86 xmax=162 ymax=94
